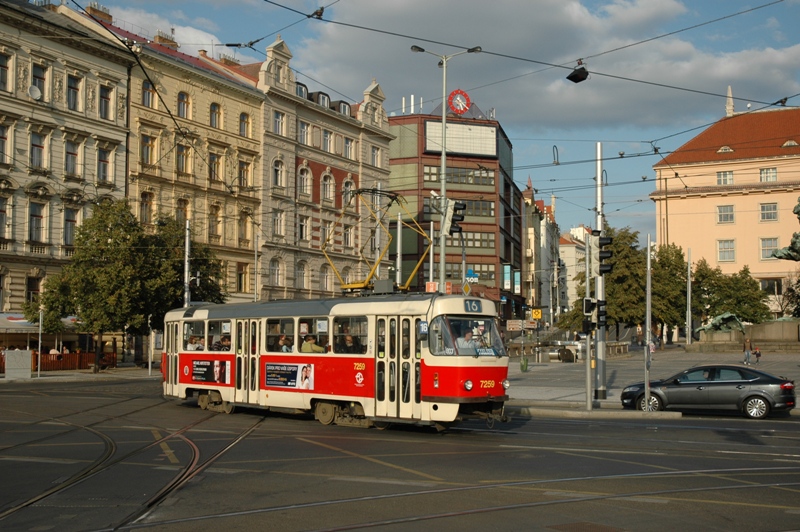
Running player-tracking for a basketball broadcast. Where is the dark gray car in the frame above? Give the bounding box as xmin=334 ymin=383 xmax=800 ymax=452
xmin=620 ymin=364 xmax=796 ymax=419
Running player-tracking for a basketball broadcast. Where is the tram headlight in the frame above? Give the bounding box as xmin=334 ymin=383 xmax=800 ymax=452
xmin=464 ymin=380 xmax=473 ymax=391
xmin=502 ymin=379 xmax=510 ymax=390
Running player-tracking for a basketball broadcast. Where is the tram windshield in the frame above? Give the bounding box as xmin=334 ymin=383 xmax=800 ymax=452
xmin=428 ymin=315 xmax=506 ymax=357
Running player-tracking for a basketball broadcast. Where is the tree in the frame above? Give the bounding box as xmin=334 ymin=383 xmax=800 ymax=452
xmin=651 ymin=244 xmax=687 ymax=343
xmin=721 ymin=266 xmax=771 ymax=324
xmin=603 ymin=226 xmax=646 ymax=337
xmin=691 ymin=258 xmax=726 ymax=322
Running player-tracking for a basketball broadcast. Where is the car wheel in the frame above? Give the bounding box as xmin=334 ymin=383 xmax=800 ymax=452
xmin=743 ymin=396 xmax=770 ymax=419
xmin=638 ymin=394 xmax=662 ymax=412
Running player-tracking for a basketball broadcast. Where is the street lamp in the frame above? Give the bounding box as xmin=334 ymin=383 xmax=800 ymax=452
xmin=411 ymin=44 xmax=481 ymax=293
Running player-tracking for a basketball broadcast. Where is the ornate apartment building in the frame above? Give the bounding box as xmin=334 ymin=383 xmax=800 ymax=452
xmin=0 ymin=0 xmax=130 ymax=311
xmin=652 ymin=92 xmax=800 ymax=316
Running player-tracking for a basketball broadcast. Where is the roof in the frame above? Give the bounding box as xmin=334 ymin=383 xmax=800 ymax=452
xmin=655 ymin=107 xmax=800 ymax=167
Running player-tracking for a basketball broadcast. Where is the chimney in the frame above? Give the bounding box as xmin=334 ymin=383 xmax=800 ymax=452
xmin=86 ymin=2 xmax=113 ymax=23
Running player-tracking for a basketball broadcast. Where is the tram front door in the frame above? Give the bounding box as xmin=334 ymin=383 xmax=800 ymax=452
xmin=374 ymin=316 xmax=420 ymax=421
xmin=234 ymin=320 xmax=260 ymax=405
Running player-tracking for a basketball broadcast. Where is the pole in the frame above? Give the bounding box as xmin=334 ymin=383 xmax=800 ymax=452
xmin=184 ymin=218 xmax=190 ymax=307
xmin=686 ymin=247 xmax=692 ymax=345
xmin=37 ymin=308 xmax=42 ymax=378
xmin=595 ymin=142 xmax=607 ymax=399
xmin=396 ymin=213 xmax=402 ymax=286
xmin=585 ymin=235 xmax=592 ymax=411
xmin=429 ymin=222 xmax=434 ymax=287
xmin=645 ymin=234 xmax=652 ymax=410
xmin=438 ymin=55 xmax=448 ymax=293
xmin=254 ymin=225 xmax=259 ymax=302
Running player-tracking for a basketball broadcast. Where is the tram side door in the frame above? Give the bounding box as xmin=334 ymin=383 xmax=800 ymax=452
xmin=164 ymin=322 xmax=178 ymax=397
xmin=234 ymin=320 xmax=260 ymax=405
xmin=375 ymin=316 xmax=419 ymax=420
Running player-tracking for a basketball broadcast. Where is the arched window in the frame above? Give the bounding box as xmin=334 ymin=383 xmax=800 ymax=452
xmin=239 ymin=113 xmax=250 ymax=137
xmin=177 ymin=92 xmax=190 ymax=118
xmin=295 ymin=261 xmax=307 ymax=289
xmin=342 ymin=181 xmax=353 ymax=207
xmin=342 ymin=267 xmax=351 ymax=286
xmin=176 ymin=198 xmax=188 ymax=224
xmin=298 ymin=168 xmax=310 ymax=195
xmin=140 ymin=192 xmax=153 ymax=224
xmin=238 ymin=210 xmax=250 ymax=243
xmin=269 ymin=258 xmax=282 ymax=286
xmin=208 ymin=205 xmax=221 ymax=237
xmin=321 ymin=175 xmax=334 ymax=201
xmin=320 ymin=265 xmax=332 ymax=292
xmin=272 ymin=160 xmax=284 ymax=187
xmin=142 ymin=81 xmax=155 ymax=108
xmin=210 ymin=103 xmax=221 ymax=128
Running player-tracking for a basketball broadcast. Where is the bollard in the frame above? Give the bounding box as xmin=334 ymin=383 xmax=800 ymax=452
xmin=520 ymin=355 xmax=529 ymax=372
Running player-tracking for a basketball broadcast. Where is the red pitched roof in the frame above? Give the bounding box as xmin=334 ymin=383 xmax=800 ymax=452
xmin=654 ymin=107 xmax=800 ymax=167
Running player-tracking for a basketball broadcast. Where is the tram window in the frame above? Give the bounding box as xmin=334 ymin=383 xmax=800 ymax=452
xmin=377 ymin=319 xmax=386 ymax=357
xmin=183 ymin=321 xmax=205 ymax=351
xmin=333 ymin=316 xmax=367 ymax=354
xmin=266 ymin=318 xmax=294 ymax=352
xmin=428 ymin=316 xmax=453 ymax=356
xmin=401 ymin=362 xmax=410 ymax=403
xmin=414 ymin=319 xmax=422 ymax=359
xmin=414 ymin=362 xmax=421 ymax=403
xmin=377 ymin=361 xmax=385 ymax=401
xmin=207 ymin=320 xmax=232 ymax=351
xmin=401 ymin=319 xmax=410 ymax=359
xmin=298 ymin=317 xmax=329 ymax=352
xmin=389 ymin=318 xmax=397 ymax=359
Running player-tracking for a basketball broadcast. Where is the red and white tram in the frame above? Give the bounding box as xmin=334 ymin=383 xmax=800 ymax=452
xmin=162 ymin=293 xmax=509 ymax=429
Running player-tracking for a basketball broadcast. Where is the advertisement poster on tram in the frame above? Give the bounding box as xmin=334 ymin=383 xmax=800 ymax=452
xmin=191 ymin=359 xmax=229 ymax=384
xmin=265 ymin=363 xmax=314 ymax=390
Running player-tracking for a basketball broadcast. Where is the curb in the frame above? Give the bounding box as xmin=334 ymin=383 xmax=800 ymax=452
xmin=506 ymin=405 xmax=682 ymax=419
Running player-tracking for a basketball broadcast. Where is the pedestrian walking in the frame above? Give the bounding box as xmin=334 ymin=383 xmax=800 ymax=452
xmin=753 ymin=346 xmax=761 ymax=364
xmin=743 ymin=336 xmax=752 ymax=365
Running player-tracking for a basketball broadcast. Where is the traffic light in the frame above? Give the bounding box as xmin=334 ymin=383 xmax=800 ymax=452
xmin=590 ymin=230 xmax=613 ymax=277
xmin=582 ymin=297 xmax=595 ymax=316
xmin=596 ymin=299 xmax=607 ymax=327
xmin=443 ymin=199 xmax=466 ymax=235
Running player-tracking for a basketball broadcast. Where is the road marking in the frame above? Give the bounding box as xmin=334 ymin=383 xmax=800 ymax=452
xmin=0 ymin=456 xmax=80 ymax=464
xmin=152 ymin=429 xmax=179 ymax=464
xmin=331 ymin=476 xmax=440 ymax=487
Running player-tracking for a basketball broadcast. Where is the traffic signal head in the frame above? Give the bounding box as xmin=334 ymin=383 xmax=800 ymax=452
xmin=590 ymin=231 xmax=613 ymax=277
xmin=596 ymin=299 xmax=607 ymax=327
xmin=444 ymin=200 xmax=467 ymax=235
xmin=582 ymin=297 xmax=595 ymax=315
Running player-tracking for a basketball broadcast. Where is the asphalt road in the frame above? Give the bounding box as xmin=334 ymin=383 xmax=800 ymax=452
xmin=1 ymin=355 xmax=799 ymax=531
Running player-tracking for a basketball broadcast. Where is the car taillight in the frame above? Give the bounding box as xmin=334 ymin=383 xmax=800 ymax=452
xmin=780 ymin=382 xmax=794 ymax=391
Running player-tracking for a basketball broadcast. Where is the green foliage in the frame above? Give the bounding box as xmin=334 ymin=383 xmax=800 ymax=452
xmin=787 ymin=277 xmax=800 ymax=317
xmin=23 ymin=201 xmax=226 ymax=336
xmin=690 ymin=260 xmax=772 ymax=324
xmin=603 ymin=226 xmax=646 ymax=329
xmin=651 ymin=244 xmax=687 ymax=327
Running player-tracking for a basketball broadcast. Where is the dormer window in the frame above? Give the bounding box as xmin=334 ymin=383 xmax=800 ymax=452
xmin=783 ymin=140 xmax=798 ymax=147
xmin=313 ymin=92 xmax=329 ymax=108
xmin=296 ymin=83 xmax=308 ymax=99
xmin=717 ymin=145 xmax=733 ymax=153
xmin=338 ymin=101 xmax=351 ymax=116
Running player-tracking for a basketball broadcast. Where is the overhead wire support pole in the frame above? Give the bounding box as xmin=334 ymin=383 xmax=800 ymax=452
xmin=595 ymin=142 xmax=607 ymax=400
xmin=184 ymin=219 xmax=191 ymax=307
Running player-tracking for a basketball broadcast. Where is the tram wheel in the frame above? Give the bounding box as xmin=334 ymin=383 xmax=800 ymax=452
xmin=372 ymin=421 xmax=392 ymax=430
xmin=197 ymin=392 xmax=210 ymax=410
xmin=315 ymin=401 xmax=336 ymax=425
xmin=222 ymin=401 xmax=235 ymax=415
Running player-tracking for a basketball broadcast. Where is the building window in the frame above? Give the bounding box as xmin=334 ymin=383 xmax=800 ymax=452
xmin=176 ymin=199 xmax=188 ymax=225
xmin=64 ymin=207 xmax=78 ymax=246
xmin=317 ymin=93 xmax=330 ymax=108
xmin=210 ymin=103 xmax=221 ymax=128
xmin=298 ymin=121 xmax=309 ymax=145
xmin=322 ymin=130 xmax=332 ymax=152
xmin=760 ymin=167 xmax=777 ymax=182
xmin=716 ymin=171 xmax=733 ymax=185
xmin=296 ymin=83 xmax=308 ymax=99
xmin=30 ymin=132 xmax=45 ymax=169
xmin=177 ymin=92 xmax=190 ymax=118
xmin=424 ymin=165 xmax=495 ymax=186
xmin=760 ymin=278 xmax=782 ymax=295
xmin=99 ymin=86 xmax=111 ymax=119
xmin=342 ymin=181 xmax=353 ymax=207
xmin=32 ymin=64 xmax=46 ymax=96
xmin=0 ymin=197 xmax=6 ymax=239
xmin=209 ymin=205 xmax=221 ymax=237
xmin=140 ymin=192 xmax=153 ymax=225
xmin=272 ymin=209 xmax=284 ymax=236
xmin=140 ymin=134 xmax=155 ymax=165
xmin=65 ymin=140 xmax=79 ymax=176
xmin=760 ymin=203 xmax=777 ymax=222
xmin=321 ymin=175 xmax=334 ymax=200
xmin=237 ymin=263 xmax=248 ymax=293
xmin=238 ymin=161 xmax=250 ymax=188
xmin=299 ymin=216 xmax=309 ymax=241
xmin=338 ymin=102 xmax=351 ymax=116
xmin=320 ymin=265 xmax=331 ymax=291
xmin=761 ymin=238 xmax=778 ymax=260
xmin=238 ymin=211 xmax=249 ymax=243
xmin=273 ymin=111 xmax=284 ymax=135
xmin=298 ymin=168 xmax=310 ymax=194
xmin=320 ymin=221 xmax=330 ymax=247
xmin=29 ymin=202 xmax=44 ymax=242
xmin=272 ymin=160 xmax=284 ymax=187
xmin=26 ymin=276 xmax=41 ymax=303
xmin=295 ymin=261 xmax=307 ymax=289
xmin=718 ymin=239 xmax=735 ymax=262
xmin=142 ymin=80 xmax=155 ymax=108
xmin=67 ymin=75 xmax=81 ymax=111
xmin=97 ymin=148 xmax=110 ymax=182
xmin=371 ymin=146 xmax=380 ymax=167
xmin=239 ymin=113 xmax=250 ymax=137
xmin=0 ymin=125 xmax=7 ymax=164
xmin=269 ymin=259 xmax=281 ymax=286
xmin=343 ymin=225 xmax=353 ymax=248
xmin=717 ymin=205 xmax=734 ymax=224
xmin=176 ymin=144 xmax=190 ymax=175
xmin=344 ymin=137 xmax=354 ymax=160
xmin=0 ymin=54 xmax=8 ymax=92
xmin=209 ymin=152 xmax=220 ymax=181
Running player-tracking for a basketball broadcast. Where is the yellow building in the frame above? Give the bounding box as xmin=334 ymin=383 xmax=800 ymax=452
xmin=652 ymin=99 xmax=800 ymax=316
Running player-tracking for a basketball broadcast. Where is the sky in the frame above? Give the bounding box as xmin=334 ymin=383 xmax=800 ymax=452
xmin=87 ymin=0 xmax=800 ymax=240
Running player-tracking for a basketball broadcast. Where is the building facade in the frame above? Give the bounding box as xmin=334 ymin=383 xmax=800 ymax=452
xmin=652 ymin=94 xmax=800 ymax=316
xmin=388 ymin=103 xmax=525 ymax=320
xmin=0 ymin=0 xmax=131 ymax=312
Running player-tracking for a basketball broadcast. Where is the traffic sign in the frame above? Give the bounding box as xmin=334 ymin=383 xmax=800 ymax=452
xmin=462 ymin=282 xmax=471 ymax=295
xmin=506 ymin=319 xmax=523 ymax=331
xmin=531 ymin=308 xmax=542 ymax=319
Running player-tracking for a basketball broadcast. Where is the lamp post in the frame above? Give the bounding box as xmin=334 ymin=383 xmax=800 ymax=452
xmin=411 ymin=44 xmax=481 ymax=293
